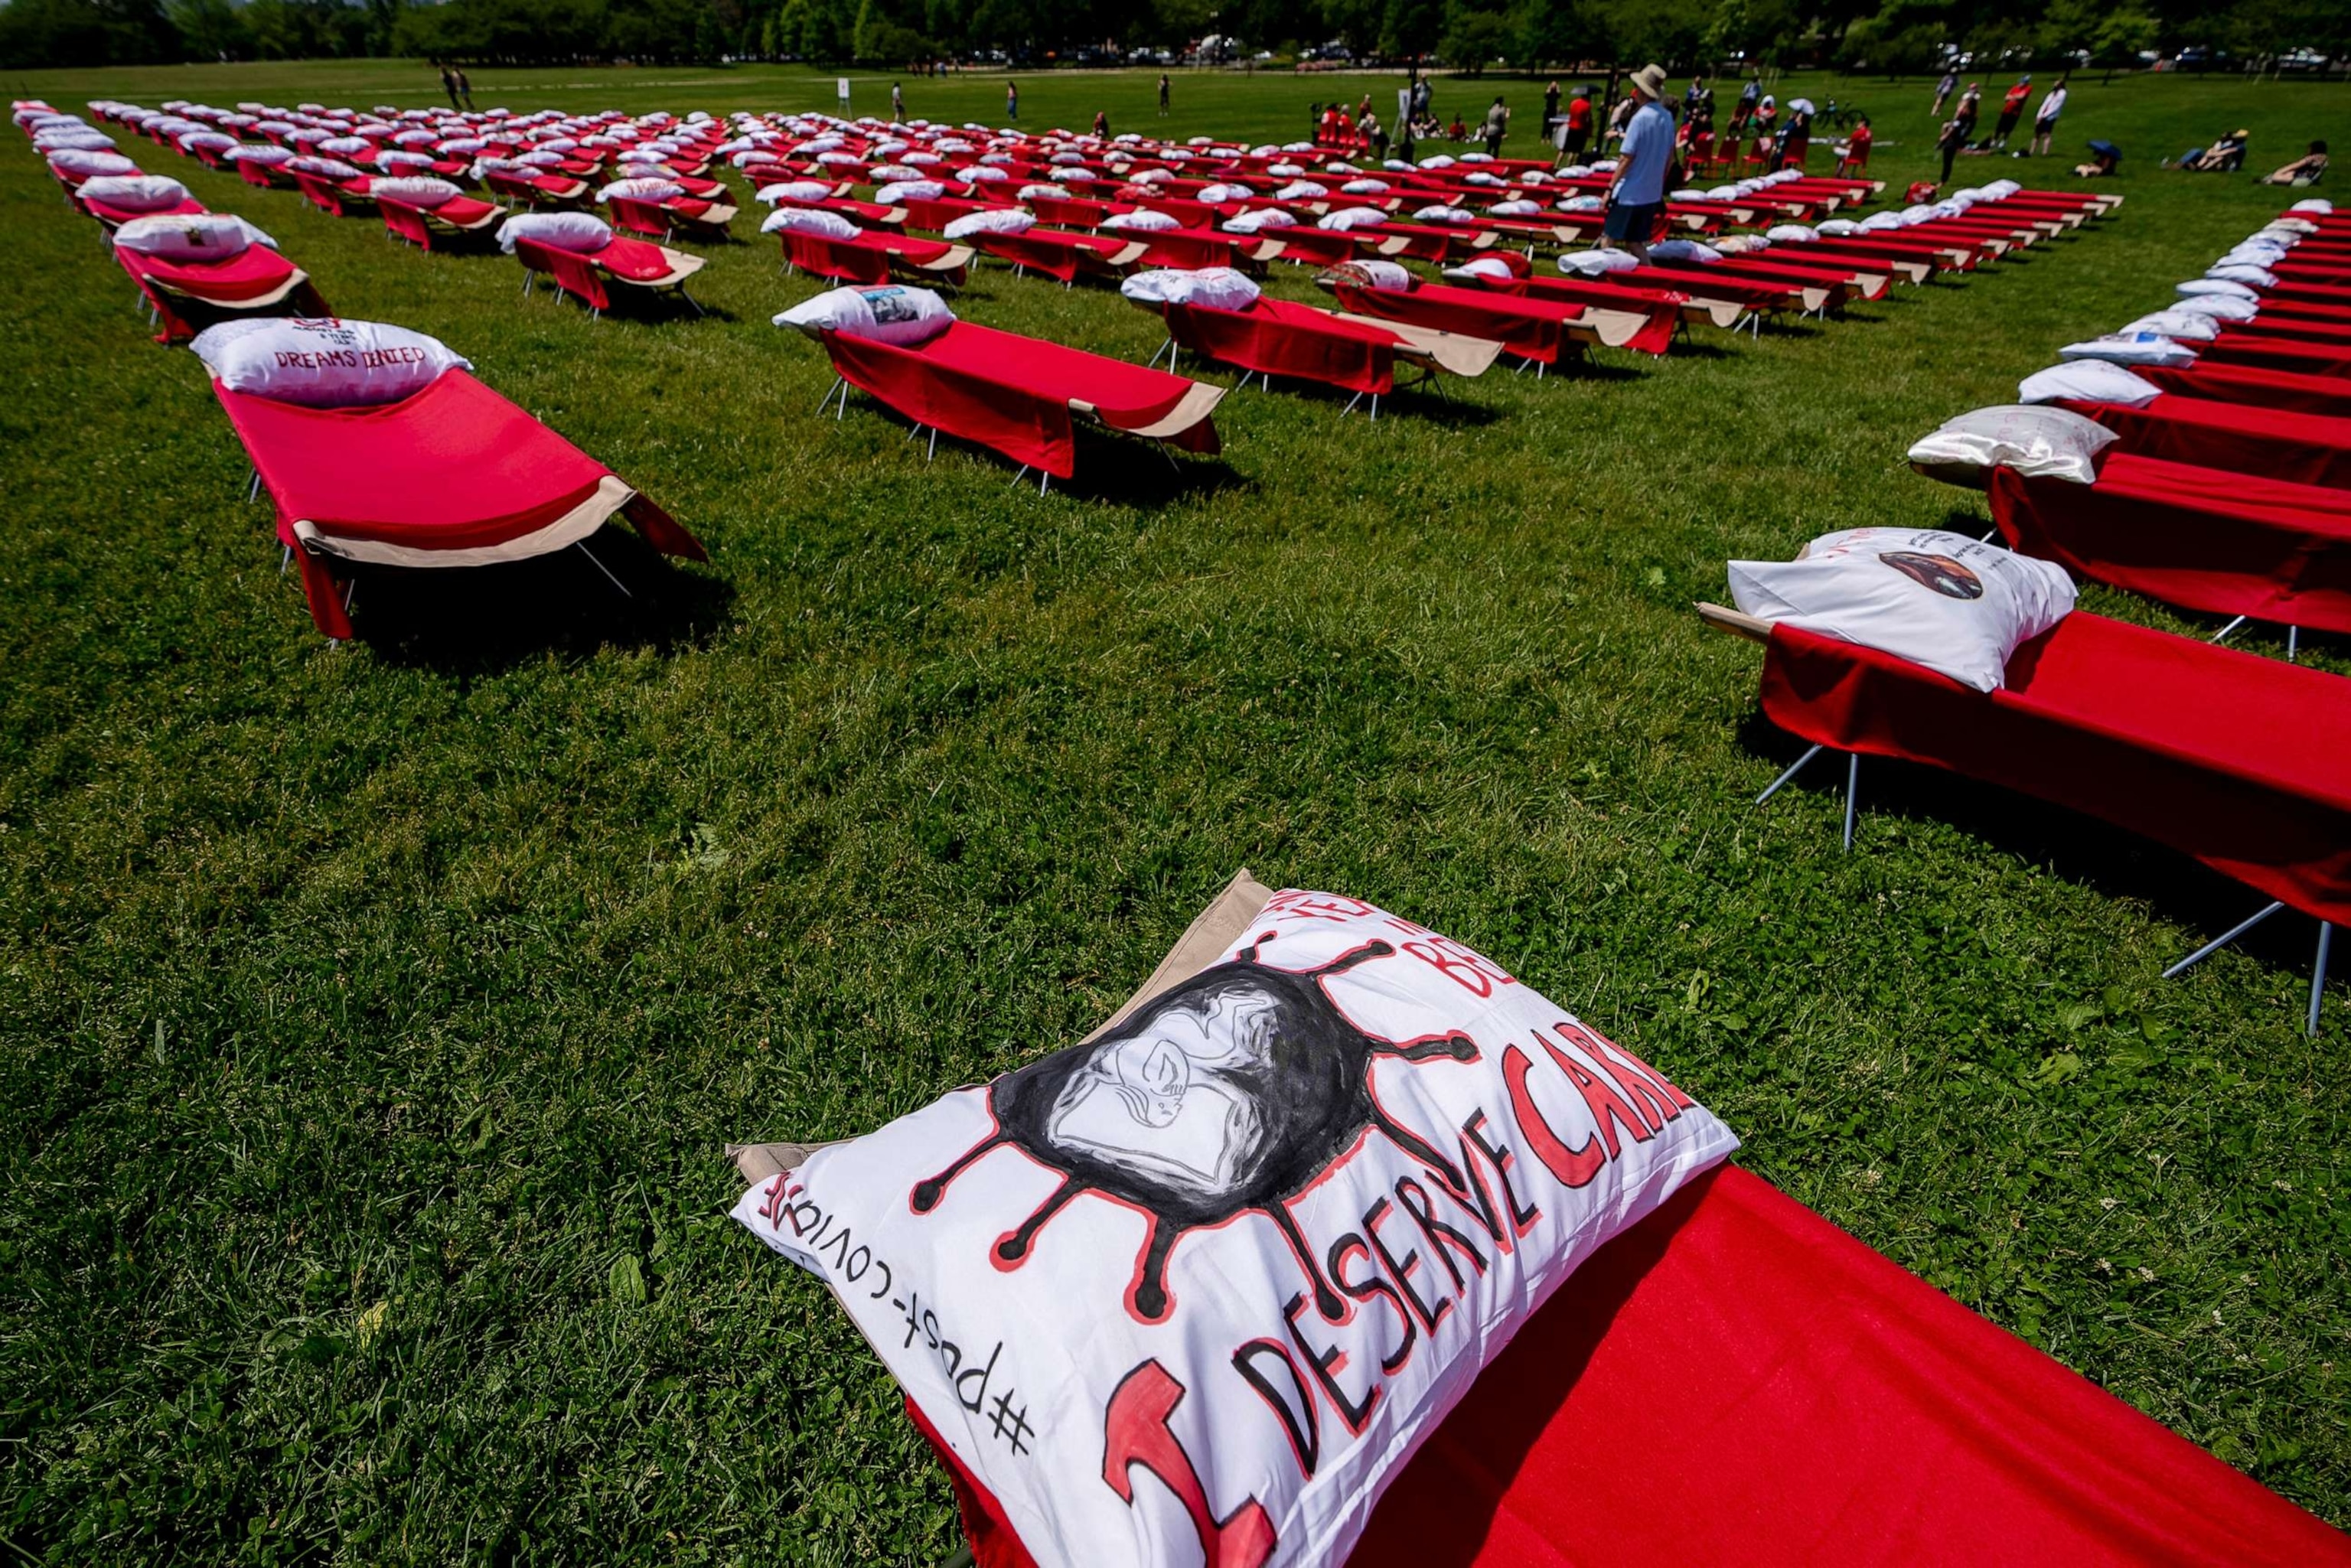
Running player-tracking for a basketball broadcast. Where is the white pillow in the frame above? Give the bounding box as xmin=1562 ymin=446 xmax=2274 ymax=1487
xmin=1222 ymin=209 xmax=1296 ymax=233
xmin=1487 ymin=199 xmax=1541 ymax=217
xmin=286 ymin=156 xmax=360 ymax=180
xmin=368 ymin=176 xmax=463 ymax=209
xmin=1413 ymin=204 xmax=1472 ymax=224
xmin=1102 ymin=209 xmax=1181 ymax=232
xmin=773 ymin=284 xmax=955 ymax=347
xmin=2056 ymin=334 xmax=2199 ymax=368
xmin=224 ymin=145 xmax=294 ymax=166
xmin=2018 ymin=361 xmax=2161 ymax=407
xmin=497 ymin=210 xmax=612 ymax=254
xmin=1731 ymin=527 xmax=2076 ymax=690
xmin=1341 ymin=178 xmax=1391 ymax=195
xmin=755 ymin=179 xmax=837 ymax=205
xmin=943 ymin=208 xmax=1035 ymax=239
xmin=765 ymin=206 xmax=863 ymax=239
xmin=1274 ymin=180 xmax=1328 ymax=200
xmin=2116 ymin=310 xmax=2220 ymax=342
xmin=191 ymin=318 xmax=471 ymax=408
xmin=1198 ymin=182 xmax=1253 ymax=203
xmin=1815 ymin=218 xmax=1861 ymax=236
xmin=1649 ymin=239 xmax=1722 ymax=263
xmin=1316 ymin=206 xmax=1388 ymax=232
xmin=2177 ymin=277 xmax=2257 ymax=301
xmin=875 ymin=180 xmax=945 ymax=204
xmin=731 ymin=885 xmax=1737 ymax=1568
xmin=110 ymin=212 xmax=274 ymax=260
xmin=1119 ymin=266 xmax=1262 ymax=311
xmin=1557 ymin=195 xmax=1603 ymax=213
xmin=2287 ymin=198 xmax=2332 ymax=214
xmin=1906 ymin=405 xmax=2120 ymax=486
xmin=1018 ymin=183 xmax=1065 ymax=200
xmin=1766 ymin=223 xmax=1817 ymax=242
xmin=1445 ymin=255 xmax=1519 ymax=281
xmin=76 ymin=175 xmax=190 ymax=213
xmin=1326 ymin=258 xmax=1414 ymax=291
xmin=1559 ymin=249 xmax=1639 ymax=276
xmin=1860 ymin=210 xmax=1906 ymax=230
xmin=50 ymin=148 xmax=141 ymax=179
xmin=599 ymin=177 xmax=685 ymax=203
xmin=375 ymin=151 xmax=440 ymax=172
xmin=2206 ymin=262 xmax=2275 ymax=288
xmin=2170 ymin=292 xmax=2258 ymax=322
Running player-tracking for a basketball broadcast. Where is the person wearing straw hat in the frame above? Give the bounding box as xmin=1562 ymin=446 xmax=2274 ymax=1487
xmin=1605 ymin=64 xmax=1674 ymax=262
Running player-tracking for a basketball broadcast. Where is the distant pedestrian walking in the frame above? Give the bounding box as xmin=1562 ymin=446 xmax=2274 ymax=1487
xmin=438 ymin=63 xmax=461 ymax=112
xmin=892 ymin=81 xmax=905 ymax=119
xmin=2029 ymin=78 xmax=2066 ymax=156
xmin=1482 ymin=95 xmax=1510 ymax=155
xmin=1006 ymin=80 xmax=1018 ymax=121
xmin=1992 ymin=76 xmax=2032 ymax=148
xmin=1932 ymin=70 xmax=1956 ymax=116
xmin=1158 ymin=73 xmax=1170 ymax=116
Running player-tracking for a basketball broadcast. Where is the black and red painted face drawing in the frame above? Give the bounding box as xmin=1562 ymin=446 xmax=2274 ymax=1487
xmin=911 ymin=936 xmax=1479 ymax=1324
xmin=1878 ymin=549 xmax=1984 ymax=600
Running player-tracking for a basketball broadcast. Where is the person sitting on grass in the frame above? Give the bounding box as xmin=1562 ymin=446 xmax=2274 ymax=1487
xmin=1449 ymin=110 xmax=1468 ymax=142
xmin=2173 ymin=129 xmax=2248 ymax=172
xmin=2073 ymin=141 xmax=2121 ymax=179
xmin=2261 ymin=140 xmax=2330 ymax=187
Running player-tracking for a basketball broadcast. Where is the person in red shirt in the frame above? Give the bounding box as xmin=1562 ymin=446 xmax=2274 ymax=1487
xmin=1561 ymin=84 xmax=1593 ymax=161
xmin=1336 ymin=109 xmax=1355 ymax=145
xmin=1993 ymin=76 xmax=2032 ymax=148
xmin=1319 ymin=105 xmax=1339 ymax=145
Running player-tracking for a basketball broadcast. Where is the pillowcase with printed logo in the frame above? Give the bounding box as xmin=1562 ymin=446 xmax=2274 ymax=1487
xmin=730 ymin=872 xmax=1737 ymax=1568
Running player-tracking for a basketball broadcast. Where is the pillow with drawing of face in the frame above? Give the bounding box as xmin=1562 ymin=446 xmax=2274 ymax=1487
xmin=1730 ymin=526 xmax=2076 ymax=691
xmin=729 ymin=875 xmax=1736 ymax=1568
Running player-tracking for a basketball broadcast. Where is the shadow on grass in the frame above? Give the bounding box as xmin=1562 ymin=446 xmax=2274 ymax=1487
xmin=345 ymin=526 xmax=737 ymax=673
xmin=1730 ymin=711 xmax=2328 ymax=976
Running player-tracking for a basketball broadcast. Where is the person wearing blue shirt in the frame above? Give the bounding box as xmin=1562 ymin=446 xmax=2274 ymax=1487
xmin=1606 ymin=64 xmax=1675 ymax=259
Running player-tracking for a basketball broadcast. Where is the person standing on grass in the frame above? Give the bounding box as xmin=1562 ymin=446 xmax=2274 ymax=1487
xmin=1560 ymin=83 xmax=1593 ymax=160
xmin=1991 ymin=75 xmax=2031 ymax=148
xmin=1159 ymin=74 xmax=1170 ymax=116
xmin=1954 ymin=81 xmax=1981 ymax=142
xmin=1543 ymin=78 xmax=1561 ymax=139
xmin=454 ymin=66 xmax=474 ymax=111
xmin=1483 ymin=95 xmax=1510 ymax=155
xmin=437 ymin=63 xmax=461 ymax=112
xmin=1006 ymin=80 xmax=1019 ymax=121
xmin=1605 ymin=64 xmax=1673 ymax=262
xmin=1736 ymin=71 xmax=1760 ymax=133
xmin=892 ymin=81 xmax=905 ymax=119
xmin=1094 ymin=109 xmax=1110 ymax=139
xmin=1932 ymin=68 xmax=1956 ymax=116
xmin=1937 ymin=111 xmax=1968 ymax=185
xmin=2029 ymin=78 xmax=2066 ymax=156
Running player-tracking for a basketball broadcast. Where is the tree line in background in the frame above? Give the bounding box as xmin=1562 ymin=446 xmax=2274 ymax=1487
xmin=4 ymin=0 xmax=2345 ymax=85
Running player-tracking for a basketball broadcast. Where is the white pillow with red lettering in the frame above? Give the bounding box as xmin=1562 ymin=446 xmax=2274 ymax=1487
xmin=111 ymin=212 xmax=275 ymax=260
xmin=1731 ymin=526 xmax=2076 ymax=690
xmin=191 ymin=318 xmax=471 ymax=407
xmin=733 ymin=889 xmax=1736 ymax=1568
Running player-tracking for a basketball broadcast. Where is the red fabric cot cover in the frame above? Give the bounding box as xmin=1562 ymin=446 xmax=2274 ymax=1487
xmin=1759 ymin=614 xmax=2351 ymax=925
xmin=214 ymin=370 xmax=703 ymax=637
xmin=1165 ymin=296 xmax=1400 ymax=395
xmin=116 ymin=244 xmax=315 ymax=343
xmin=2198 ymin=334 xmax=2351 ymax=378
xmin=1334 ymin=279 xmax=1581 ymax=366
xmin=970 ymin=227 xmax=1139 ymax=282
xmin=1991 ymin=455 xmax=2351 ymax=634
xmin=916 ymin=1165 xmax=2350 ymax=1567
xmin=2143 ymin=360 xmax=2351 ymax=418
xmin=820 ymin=320 xmax=1219 ymax=479
xmin=2075 ymin=393 xmax=2351 ymax=487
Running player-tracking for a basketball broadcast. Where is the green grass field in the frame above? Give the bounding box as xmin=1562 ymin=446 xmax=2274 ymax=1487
xmin=2 ymin=58 xmax=2346 ymax=1563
